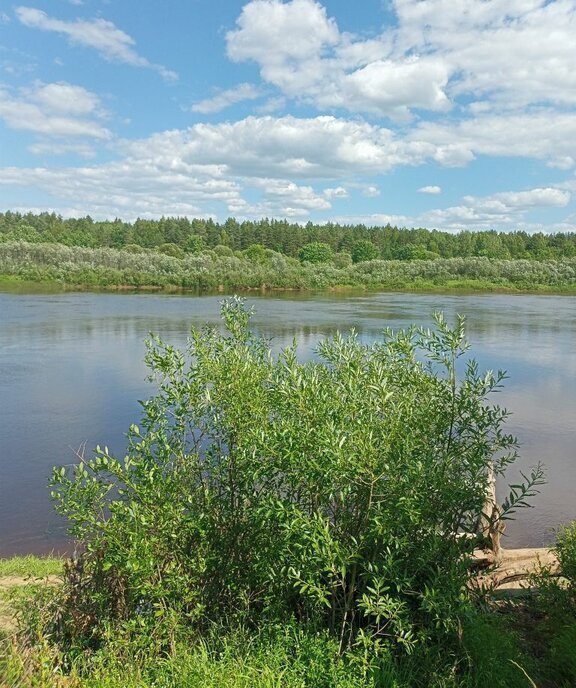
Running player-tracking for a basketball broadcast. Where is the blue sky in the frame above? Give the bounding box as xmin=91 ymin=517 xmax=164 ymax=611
xmin=2 ymin=0 xmax=576 ymax=232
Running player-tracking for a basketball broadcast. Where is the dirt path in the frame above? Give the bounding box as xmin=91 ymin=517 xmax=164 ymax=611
xmin=473 ymin=547 xmax=559 ymax=593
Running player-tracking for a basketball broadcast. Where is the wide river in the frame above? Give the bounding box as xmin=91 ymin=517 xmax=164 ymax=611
xmin=1 ymin=288 xmax=575 ymax=556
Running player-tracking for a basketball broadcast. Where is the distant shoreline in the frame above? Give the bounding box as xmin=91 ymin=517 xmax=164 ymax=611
xmin=2 ymin=274 xmax=576 ymax=296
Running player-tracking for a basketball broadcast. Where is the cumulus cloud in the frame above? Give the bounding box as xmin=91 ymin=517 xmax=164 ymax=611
xmin=227 ymin=0 xmax=339 ymax=66
xmin=419 ymin=186 xmax=571 ymax=230
xmin=0 ymin=162 xmax=240 ymax=219
xmin=118 ymin=115 xmax=439 ymax=179
xmin=341 ymin=58 xmax=450 ymax=119
xmin=27 ymin=142 xmax=96 ymax=157
xmin=226 ymin=0 xmax=451 ymax=119
xmin=323 ymin=186 xmax=348 ymax=199
xmin=409 ymin=111 xmax=576 ymax=168
xmin=463 ymin=188 xmax=570 ymax=211
xmin=330 ymin=183 xmax=573 ymax=232
xmin=223 ymin=0 xmax=576 ymax=124
xmin=0 ymin=82 xmax=111 ymax=140
xmin=362 ymin=185 xmax=380 ymax=198
xmin=15 ymin=6 xmax=177 ymax=81
xmin=191 ymin=83 xmax=262 ymax=114
xmin=26 ymin=81 xmax=102 ymax=116
xmin=418 ymin=185 xmax=442 ymax=194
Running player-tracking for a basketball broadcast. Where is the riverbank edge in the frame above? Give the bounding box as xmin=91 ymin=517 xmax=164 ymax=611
xmin=2 ymin=274 xmax=576 ymax=296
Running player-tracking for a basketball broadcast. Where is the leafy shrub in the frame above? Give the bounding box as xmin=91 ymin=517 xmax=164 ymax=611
xmin=351 ymin=240 xmax=380 ymax=263
xmin=555 ymin=521 xmax=576 ymax=585
xmin=243 ymin=243 xmax=269 ymax=264
xmin=185 ymin=234 xmax=204 ymax=254
xmin=46 ymin=298 xmax=542 ymax=666
xmin=299 ymin=241 xmax=334 ymax=264
xmin=157 ymin=243 xmax=185 ymax=259
xmin=333 ymin=251 xmax=353 ymax=268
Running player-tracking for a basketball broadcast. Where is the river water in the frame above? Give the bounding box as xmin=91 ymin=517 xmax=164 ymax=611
xmin=1 ymin=288 xmax=575 ymax=555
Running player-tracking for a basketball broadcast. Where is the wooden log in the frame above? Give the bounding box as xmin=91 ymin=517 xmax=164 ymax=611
xmin=478 ymin=462 xmax=505 ymax=563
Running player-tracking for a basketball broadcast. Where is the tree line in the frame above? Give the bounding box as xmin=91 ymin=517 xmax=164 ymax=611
xmin=2 ymin=210 xmax=576 ymax=261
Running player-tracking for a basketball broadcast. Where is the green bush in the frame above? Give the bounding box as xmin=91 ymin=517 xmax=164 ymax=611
xmin=299 ymin=241 xmax=334 ymax=264
xmin=45 ymin=298 xmax=544 ymax=667
xmin=157 ymin=243 xmax=185 ymax=259
xmin=352 ymin=240 xmax=380 ymax=263
xmin=555 ymin=521 xmax=576 ymax=585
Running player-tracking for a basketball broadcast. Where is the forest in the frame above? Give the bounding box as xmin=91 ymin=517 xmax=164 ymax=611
xmin=2 ymin=211 xmax=576 ymax=293
xmin=1 ymin=211 xmax=576 ymax=260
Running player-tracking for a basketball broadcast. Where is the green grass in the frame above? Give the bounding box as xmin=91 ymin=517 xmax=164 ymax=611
xmin=0 ymin=555 xmax=63 ymax=578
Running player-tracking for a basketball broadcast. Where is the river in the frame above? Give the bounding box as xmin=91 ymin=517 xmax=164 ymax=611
xmin=1 ymin=288 xmax=575 ymax=555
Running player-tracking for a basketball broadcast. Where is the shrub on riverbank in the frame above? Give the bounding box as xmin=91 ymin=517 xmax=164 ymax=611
xmin=1 ymin=241 xmax=576 ymax=292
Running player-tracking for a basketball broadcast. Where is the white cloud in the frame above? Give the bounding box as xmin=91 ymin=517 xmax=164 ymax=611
xmin=341 ymin=58 xmax=450 ymax=120
xmin=226 ymin=0 xmax=451 ymax=119
xmin=26 ymin=82 xmax=102 ymax=116
xmin=419 ymin=186 xmax=571 ymax=230
xmin=410 ymin=111 xmax=576 ymax=167
xmin=118 ymin=115 xmax=437 ymax=179
xmin=418 ymin=186 xmax=442 ymax=194
xmin=463 ymin=188 xmax=570 ymax=212
xmin=227 ymin=0 xmax=339 ymax=66
xmin=191 ymin=83 xmax=261 ymax=114
xmin=331 ymin=183 xmax=574 ymax=232
xmin=15 ymin=6 xmax=177 ymax=81
xmin=0 ymin=162 xmax=240 ymax=219
xmin=250 ymin=178 xmax=333 ymax=212
xmin=0 ymin=82 xmax=111 ymax=140
xmin=323 ymin=186 xmax=348 ymax=199
xmin=27 ymin=142 xmax=96 ymax=157
xmin=255 ymin=96 xmax=286 ymax=114
xmin=362 ymin=185 xmax=380 ymax=198
xmin=392 ymin=0 xmax=576 ymax=108
xmin=224 ymin=0 xmax=576 ymax=125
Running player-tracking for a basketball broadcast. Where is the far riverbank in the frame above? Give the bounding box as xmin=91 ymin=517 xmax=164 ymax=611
xmin=2 ymin=241 xmax=576 ymax=294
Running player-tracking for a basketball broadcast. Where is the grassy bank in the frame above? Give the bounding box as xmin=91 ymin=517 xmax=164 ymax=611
xmin=1 ymin=554 xmax=575 ymax=687
xmin=1 ymin=241 xmax=576 ymax=294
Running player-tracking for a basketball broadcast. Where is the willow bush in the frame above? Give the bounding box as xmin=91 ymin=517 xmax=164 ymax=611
xmin=2 ymin=240 xmax=576 ymax=291
xmin=47 ymin=299 xmax=542 ymax=662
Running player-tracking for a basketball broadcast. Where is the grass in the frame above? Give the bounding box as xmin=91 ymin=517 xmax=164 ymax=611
xmin=0 ymin=555 xmax=63 ymax=578
xmin=2 ymin=559 xmax=576 ymax=687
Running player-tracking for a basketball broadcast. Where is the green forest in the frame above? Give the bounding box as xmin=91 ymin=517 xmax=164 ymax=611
xmin=2 ymin=210 xmax=576 ymax=260
xmin=2 ymin=211 xmax=576 ymax=293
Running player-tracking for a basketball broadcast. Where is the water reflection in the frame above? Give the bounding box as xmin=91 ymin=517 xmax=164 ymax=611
xmin=1 ymin=290 xmax=575 ymax=554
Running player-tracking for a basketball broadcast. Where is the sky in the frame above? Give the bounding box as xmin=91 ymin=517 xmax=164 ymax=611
xmin=2 ymin=0 xmax=576 ymax=232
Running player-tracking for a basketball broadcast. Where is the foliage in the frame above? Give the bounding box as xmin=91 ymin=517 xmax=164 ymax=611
xmin=156 ymin=243 xmax=185 ymax=259
xmin=3 ymin=211 xmax=576 ymax=261
xmin=333 ymin=251 xmax=353 ymax=268
xmin=2 ymin=617 xmax=532 ymax=688
xmin=186 ymin=234 xmax=204 ymax=254
xmin=393 ymin=245 xmax=439 ymax=261
xmin=299 ymin=241 xmax=334 ymax=263
xmin=352 ymin=240 xmax=380 ymax=263
xmin=43 ymin=298 xmax=543 ymax=672
xmin=554 ymin=521 xmax=576 ymax=586
xmin=2 ymin=241 xmax=576 ymax=292
xmin=242 ymin=243 xmax=269 ymax=264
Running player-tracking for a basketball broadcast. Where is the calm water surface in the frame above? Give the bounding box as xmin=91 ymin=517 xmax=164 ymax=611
xmin=1 ymin=289 xmax=575 ymax=555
